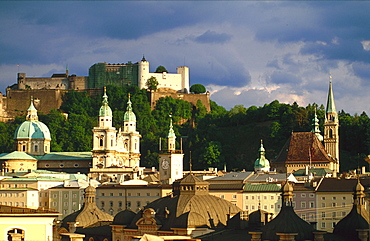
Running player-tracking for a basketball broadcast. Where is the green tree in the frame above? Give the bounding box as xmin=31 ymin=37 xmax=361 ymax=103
xmin=190 ymin=84 xmax=206 ymax=94
xmin=200 ymin=141 xmax=223 ymax=168
xmin=146 ymin=76 xmax=159 ymax=91
xmin=155 ymin=65 xmax=168 ymax=73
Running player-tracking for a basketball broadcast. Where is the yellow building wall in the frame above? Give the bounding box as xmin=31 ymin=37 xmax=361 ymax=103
xmin=0 ymin=216 xmax=57 ymax=241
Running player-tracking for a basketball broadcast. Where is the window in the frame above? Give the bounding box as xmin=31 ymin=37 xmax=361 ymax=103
xmin=119 ymin=193 xmax=123 ymax=196
xmin=34 ymin=145 xmax=38 ymax=152
xmin=52 ymin=202 xmax=56 ymax=207
xmin=341 ymin=211 xmax=346 ymax=217
xmin=137 ymin=201 xmax=141 ymax=207
xmin=332 ymin=212 xmax=336 ymax=218
xmin=252 ymin=205 xmax=255 ymax=210
xmin=101 ymin=201 xmax=105 ymax=207
xmin=321 ymin=222 xmax=326 ymax=228
xmin=342 ymin=196 xmax=346 ymax=200
xmin=301 ymin=202 xmax=306 ymax=208
xmin=64 ymin=194 xmax=68 ymax=198
xmin=127 ymin=201 xmax=131 ymax=208
xmin=147 ymin=193 xmax=150 ymax=196
xmin=270 ymin=205 xmax=274 ymax=209
xmin=342 ymin=202 xmax=346 ymax=207
xmin=309 ymin=193 xmax=315 ymax=198
xmin=137 ymin=193 xmax=140 ymax=196
xmin=232 ymin=195 xmax=237 ymax=199
xmin=245 ymin=205 xmax=248 ymax=210
xmin=332 ymin=222 xmax=336 ymax=228
xmin=321 ymin=197 xmax=326 ymax=200
xmin=118 ymin=201 xmax=122 ymax=207
xmin=322 ymin=212 xmax=326 ymax=218
xmin=332 ymin=196 xmax=336 ymax=200
xmin=301 ymin=193 xmax=306 ymax=198
xmin=321 ymin=203 xmax=326 ymax=208
xmin=245 ymin=196 xmax=248 ymax=200
xmin=263 ymin=196 xmax=267 ymax=200
xmin=332 ymin=203 xmax=336 ymax=207
xmin=301 ymin=214 xmax=306 ymax=220
xmin=309 ymin=202 xmax=314 ymax=208
xmin=63 ymin=202 xmax=68 ymax=207
xmin=110 ymin=193 xmax=113 ymax=196
xmin=110 ymin=201 xmax=113 ymax=207
xmin=271 ymin=196 xmax=274 ymax=200
xmin=102 ymin=193 xmax=105 ymax=196
xmin=220 ymin=195 xmax=225 ymax=199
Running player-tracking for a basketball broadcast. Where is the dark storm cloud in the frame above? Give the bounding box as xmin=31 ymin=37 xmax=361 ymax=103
xmin=301 ymin=39 xmax=370 ymax=63
xmin=269 ymin=71 xmax=301 ymax=86
xmin=352 ymin=62 xmax=370 ymax=83
xmin=194 ymin=30 xmax=232 ymax=44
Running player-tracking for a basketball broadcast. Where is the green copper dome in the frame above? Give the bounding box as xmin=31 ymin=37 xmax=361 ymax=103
xmin=14 ymin=120 xmax=51 ymax=140
xmin=123 ymin=94 xmax=136 ymax=122
xmin=254 ymin=140 xmax=270 ymax=169
xmin=14 ymin=99 xmax=51 ymax=140
xmin=99 ymin=87 xmax=112 ymax=117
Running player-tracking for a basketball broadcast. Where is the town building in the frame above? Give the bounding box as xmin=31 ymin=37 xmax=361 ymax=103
xmin=0 ymin=205 xmax=59 ymax=241
xmin=95 ymin=180 xmax=172 ymax=216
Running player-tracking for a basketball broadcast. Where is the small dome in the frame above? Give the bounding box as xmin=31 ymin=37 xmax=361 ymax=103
xmin=113 ymin=209 xmax=136 ymax=225
xmin=99 ymin=87 xmax=112 ymax=117
xmin=14 ymin=121 xmax=51 ymax=140
xmin=123 ymin=96 xmax=136 ymax=122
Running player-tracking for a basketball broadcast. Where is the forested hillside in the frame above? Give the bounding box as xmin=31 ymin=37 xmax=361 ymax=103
xmin=1 ymin=85 xmax=369 ymax=173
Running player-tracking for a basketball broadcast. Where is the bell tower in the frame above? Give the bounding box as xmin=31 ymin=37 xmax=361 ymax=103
xmin=159 ymin=115 xmax=184 ymax=185
xmin=324 ymin=76 xmax=339 ymax=173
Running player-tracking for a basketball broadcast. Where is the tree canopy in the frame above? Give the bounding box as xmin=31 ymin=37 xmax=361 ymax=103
xmin=155 ymin=65 xmax=168 ymax=73
xmin=190 ymin=84 xmax=206 ymax=94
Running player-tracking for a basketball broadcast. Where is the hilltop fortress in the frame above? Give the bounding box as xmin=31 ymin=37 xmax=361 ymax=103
xmin=0 ymin=57 xmax=210 ymax=121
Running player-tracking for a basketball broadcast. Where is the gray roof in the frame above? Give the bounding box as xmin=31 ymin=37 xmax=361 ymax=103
xmin=246 ymin=173 xmax=290 ymax=183
xmin=207 ymin=172 xmax=253 ymax=182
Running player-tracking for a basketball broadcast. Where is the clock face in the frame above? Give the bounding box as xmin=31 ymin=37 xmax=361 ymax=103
xmin=162 ymin=159 xmax=169 ymax=170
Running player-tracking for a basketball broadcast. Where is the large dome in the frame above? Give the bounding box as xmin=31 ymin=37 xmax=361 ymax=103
xmin=14 ymin=120 xmax=51 ymax=140
xmin=126 ymin=174 xmax=241 ymax=231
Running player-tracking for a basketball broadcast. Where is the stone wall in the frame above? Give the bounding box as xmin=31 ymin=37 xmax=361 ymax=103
xmin=5 ymin=89 xmax=66 ymax=117
xmin=149 ymin=90 xmax=211 ymax=112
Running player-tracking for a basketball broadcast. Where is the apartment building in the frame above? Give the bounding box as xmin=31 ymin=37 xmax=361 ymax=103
xmin=96 ymin=180 xmax=172 ymax=216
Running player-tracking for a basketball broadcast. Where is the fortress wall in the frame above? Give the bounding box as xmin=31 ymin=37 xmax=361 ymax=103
xmin=19 ymin=77 xmax=69 ymax=90
xmin=5 ymin=89 xmax=66 ymax=117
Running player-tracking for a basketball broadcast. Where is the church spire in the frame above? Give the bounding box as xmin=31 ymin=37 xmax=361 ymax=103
xmin=326 ymin=75 xmax=337 ymax=118
xmin=167 ymin=114 xmax=176 ymax=151
xmin=311 ymin=108 xmax=323 ymax=141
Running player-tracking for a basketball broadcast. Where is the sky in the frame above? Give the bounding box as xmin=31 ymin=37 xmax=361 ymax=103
xmin=1 ymin=1 xmax=370 ymax=115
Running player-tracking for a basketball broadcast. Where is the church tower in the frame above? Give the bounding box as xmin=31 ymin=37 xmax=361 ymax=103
xmin=324 ymin=76 xmax=339 ymax=173
xmin=159 ymin=115 xmax=184 ymax=185
xmin=92 ymin=87 xmax=117 ymax=168
xmin=116 ymin=94 xmax=141 ymax=167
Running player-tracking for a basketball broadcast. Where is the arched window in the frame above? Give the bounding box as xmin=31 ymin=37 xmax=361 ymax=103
xmin=100 ymin=138 xmax=104 ymax=147
xmin=329 ymin=129 xmax=333 ymax=138
xmin=34 ymin=145 xmax=38 ymax=152
xmin=7 ymin=228 xmax=25 ymax=241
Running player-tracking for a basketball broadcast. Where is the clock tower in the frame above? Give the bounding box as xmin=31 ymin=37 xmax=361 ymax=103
xmin=159 ymin=115 xmax=184 ymax=184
